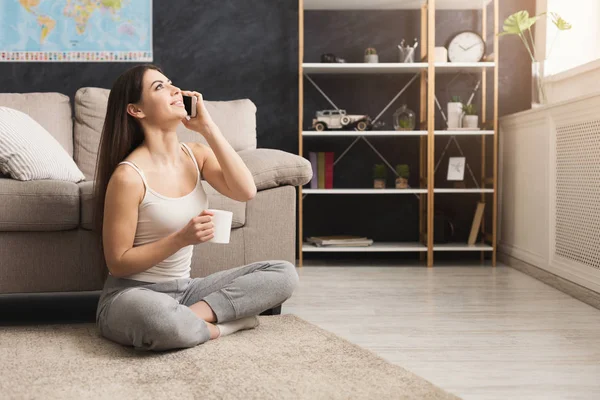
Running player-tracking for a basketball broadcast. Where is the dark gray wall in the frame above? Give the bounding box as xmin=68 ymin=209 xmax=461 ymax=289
xmin=0 ymin=0 xmax=533 ymax=260
xmin=0 ymin=0 xmax=299 ymax=152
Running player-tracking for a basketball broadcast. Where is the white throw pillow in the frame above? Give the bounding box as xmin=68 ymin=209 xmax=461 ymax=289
xmin=0 ymin=107 xmax=85 ymax=182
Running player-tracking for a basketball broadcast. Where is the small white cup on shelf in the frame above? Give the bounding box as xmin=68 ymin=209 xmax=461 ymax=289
xmin=434 ymin=47 xmax=448 ymax=63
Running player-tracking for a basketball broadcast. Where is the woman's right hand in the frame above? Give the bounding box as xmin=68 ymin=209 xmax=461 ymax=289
xmin=176 ymin=210 xmax=215 ymax=246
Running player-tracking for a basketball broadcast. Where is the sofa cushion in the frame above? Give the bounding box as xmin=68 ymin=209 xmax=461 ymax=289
xmin=73 ymin=87 xmax=109 ymax=181
xmin=79 ymin=180 xmax=245 ymax=231
xmin=74 ymin=87 xmax=258 ymax=180
xmin=0 ymin=177 xmax=80 ymax=231
xmin=237 ymin=148 xmax=313 ymax=191
xmin=0 ymin=92 xmax=74 ymax=156
xmin=0 ymin=107 xmax=85 ymax=182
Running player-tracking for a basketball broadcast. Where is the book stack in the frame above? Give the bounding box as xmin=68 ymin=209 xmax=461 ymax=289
xmin=308 ymin=152 xmax=333 ymax=189
xmin=306 ymin=235 xmax=374 ymax=247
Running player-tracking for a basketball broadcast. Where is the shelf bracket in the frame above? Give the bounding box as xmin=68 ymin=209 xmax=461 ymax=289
xmin=360 ymin=136 xmax=420 ymax=200
xmin=333 ymin=136 xmax=361 ymax=167
xmin=303 ymin=70 xmax=422 ymax=200
xmin=372 ymin=72 xmax=420 ymax=125
xmin=360 ymin=136 xmax=397 ymax=176
xmin=304 ymin=73 xmax=340 ymax=110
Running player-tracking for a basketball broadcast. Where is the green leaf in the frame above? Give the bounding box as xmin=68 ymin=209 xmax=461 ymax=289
xmin=500 ymin=10 xmax=540 ymax=35
xmin=550 ymin=12 xmax=572 ymax=30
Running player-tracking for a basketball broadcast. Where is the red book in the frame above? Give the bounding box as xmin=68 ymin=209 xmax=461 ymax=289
xmin=325 ymin=152 xmax=334 ymax=189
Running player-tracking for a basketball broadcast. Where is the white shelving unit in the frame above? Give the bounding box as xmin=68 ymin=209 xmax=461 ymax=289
xmin=302 ymin=188 xmax=492 ymax=194
xmin=434 ymin=243 xmax=494 ymax=251
xmin=434 ymin=130 xmax=494 ymax=136
xmin=302 ymin=61 xmax=494 ymax=75
xmin=298 ymin=0 xmax=499 ymax=266
xmin=302 ymin=62 xmax=427 ymax=74
xmin=434 ymin=188 xmax=494 ymax=193
xmin=303 ymin=130 xmax=494 ymax=136
xmin=303 ymin=242 xmax=427 ymax=252
xmin=303 ymin=188 xmax=428 ymax=194
xmin=302 ymin=130 xmax=428 ymax=136
xmin=304 ymin=0 xmax=492 ymax=11
xmin=434 ymin=62 xmax=495 ymax=74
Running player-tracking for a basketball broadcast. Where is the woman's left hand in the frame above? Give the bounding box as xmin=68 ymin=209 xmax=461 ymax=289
xmin=181 ymin=90 xmax=215 ymax=135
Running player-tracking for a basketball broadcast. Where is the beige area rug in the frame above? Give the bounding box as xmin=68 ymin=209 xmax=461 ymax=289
xmin=0 ymin=315 xmax=460 ymax=400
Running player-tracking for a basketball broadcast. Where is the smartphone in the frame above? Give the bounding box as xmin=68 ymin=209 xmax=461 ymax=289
xmin=182 ymin=94 xmax=197 ymax=118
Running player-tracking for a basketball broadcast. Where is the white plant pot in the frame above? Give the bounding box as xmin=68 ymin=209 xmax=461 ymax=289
xmin=447 ymin=102 xmax=463 ymax=129
xmin=462 ymin=115 xmax=479 ymax=129
xmin=364 ymin=54 xmax=379 ymax=63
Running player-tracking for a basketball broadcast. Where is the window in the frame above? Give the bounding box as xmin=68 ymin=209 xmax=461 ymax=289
xmin=543 ymin=0 xmax=600 ymax=77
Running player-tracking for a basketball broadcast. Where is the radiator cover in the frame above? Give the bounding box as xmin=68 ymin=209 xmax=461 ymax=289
xmin=555 ymin=120 xmax=600 ymax=271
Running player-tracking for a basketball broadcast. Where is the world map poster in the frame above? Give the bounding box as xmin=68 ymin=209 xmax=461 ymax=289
xmin=0 ymin=0 xmax=152 ymax=62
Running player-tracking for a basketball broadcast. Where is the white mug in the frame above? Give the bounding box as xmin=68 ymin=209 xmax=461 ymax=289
xmin=206 ymin=209 xmax=233 ymax=244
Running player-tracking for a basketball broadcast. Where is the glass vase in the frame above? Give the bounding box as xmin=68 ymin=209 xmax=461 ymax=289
xmin=532 ymin=61 xmax=547 ymax=108
xmin=393 ymin=105 xmax=416 ymax=131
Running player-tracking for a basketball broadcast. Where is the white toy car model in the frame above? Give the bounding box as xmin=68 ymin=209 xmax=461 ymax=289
xmin=312 ymin=109 xmax=372 ymax=131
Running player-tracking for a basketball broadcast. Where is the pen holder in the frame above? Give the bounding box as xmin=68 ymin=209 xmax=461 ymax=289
xmin=398 ymin=47 xmax=415 ymax=63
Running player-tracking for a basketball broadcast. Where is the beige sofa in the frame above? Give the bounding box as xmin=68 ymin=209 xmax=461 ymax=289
xmin=0 ymin=88 xmax=312 ymax=296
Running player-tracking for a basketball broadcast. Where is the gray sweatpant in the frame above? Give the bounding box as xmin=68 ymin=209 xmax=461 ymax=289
xmin=96 ymin=260 xmax=298 ymax=351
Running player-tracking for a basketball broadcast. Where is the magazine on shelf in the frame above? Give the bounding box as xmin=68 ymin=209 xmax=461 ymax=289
xmin=307 ymin=235 xmax=374 ymax=247
xmin=467 ymin=202 xmax=486 ymax=245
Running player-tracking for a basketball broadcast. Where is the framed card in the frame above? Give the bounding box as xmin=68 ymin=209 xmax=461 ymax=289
xmin=447 ymin=157 xmax=465 ymax=181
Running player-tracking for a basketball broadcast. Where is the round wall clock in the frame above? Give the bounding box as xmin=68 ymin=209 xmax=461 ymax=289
xmin=447 ymin=31 xmax=486 ymax=63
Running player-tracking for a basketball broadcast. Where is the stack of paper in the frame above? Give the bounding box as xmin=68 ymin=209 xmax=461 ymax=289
xmin=306 ymin=235 xmax=373 ymax=247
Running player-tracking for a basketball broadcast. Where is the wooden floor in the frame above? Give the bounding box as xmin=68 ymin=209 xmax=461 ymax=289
xmin=283 ymin=262 xmax=600 ymax=400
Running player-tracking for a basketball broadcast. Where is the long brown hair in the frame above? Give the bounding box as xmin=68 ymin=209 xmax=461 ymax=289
xmin=93 ymin=64 xmax=162 ymax=237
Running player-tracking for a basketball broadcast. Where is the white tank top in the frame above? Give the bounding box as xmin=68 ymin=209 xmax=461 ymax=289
xmin=116 ymin=142 xmax=208 ymax=283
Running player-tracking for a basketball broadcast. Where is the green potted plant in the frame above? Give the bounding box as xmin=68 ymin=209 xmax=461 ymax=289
xmin=498 ymin=11 xmax=571 ymax=107
xmin=395 ymin=164 xmax=410 ymax=189
xmin=364 ymin=47 xmax=378 ymax=63
xmin=373 ymin=164 xmax=386 ymax=188
xmin=461 ymin=103 xmax=478 ymax=129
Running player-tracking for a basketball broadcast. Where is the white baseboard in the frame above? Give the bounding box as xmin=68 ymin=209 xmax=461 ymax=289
xmin=498 ymin=242 xmax=547 ymax=267
xmin=499 ymin=251 xmax=600 ymax=310
xmin=499 ymin=242 xmax=600 ymax=294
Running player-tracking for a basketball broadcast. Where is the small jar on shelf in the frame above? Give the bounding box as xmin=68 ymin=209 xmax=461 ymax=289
xmin=393 ymin=105 xmax=416 ymax=131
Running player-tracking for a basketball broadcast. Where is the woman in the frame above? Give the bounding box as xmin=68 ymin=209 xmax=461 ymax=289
xmin=93 ymin=64 xmax=298 ymax=351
